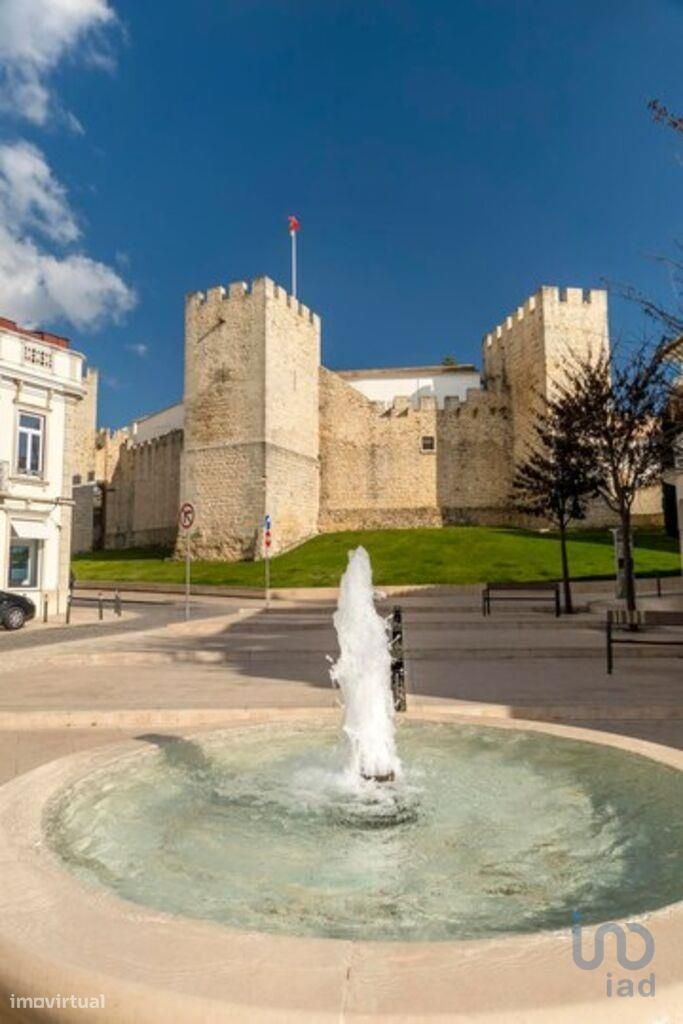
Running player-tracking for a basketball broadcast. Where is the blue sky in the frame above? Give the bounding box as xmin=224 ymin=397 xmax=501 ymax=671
xmin=1 ymin=0 xmax=683 ymax=427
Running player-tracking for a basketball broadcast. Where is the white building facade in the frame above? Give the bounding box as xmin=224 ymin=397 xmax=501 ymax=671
xmin=337 ymin=363 xmax=481 ymax=408
xmin=0 ymin=318 xmax=86 ymax=614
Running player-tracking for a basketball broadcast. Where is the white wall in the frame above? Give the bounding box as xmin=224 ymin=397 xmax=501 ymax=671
xmin=130 ymin=402 xmax=184 ymax=443
xmin=343 ymin=371 xmax=481 ymax=408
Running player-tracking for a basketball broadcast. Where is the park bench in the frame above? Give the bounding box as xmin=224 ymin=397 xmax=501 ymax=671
xmin=606 ymin=610 xmax=683 ymax=674
xmin=482 ymin=581 xmax=561 ymax=618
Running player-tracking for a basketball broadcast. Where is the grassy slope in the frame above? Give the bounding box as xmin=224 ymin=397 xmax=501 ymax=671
xmin=72 ymin=526 xmax=681 ymax=589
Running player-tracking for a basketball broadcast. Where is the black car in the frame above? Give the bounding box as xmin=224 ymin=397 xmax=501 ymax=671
xmin=0 ymin=592 xmax=36 ymax=631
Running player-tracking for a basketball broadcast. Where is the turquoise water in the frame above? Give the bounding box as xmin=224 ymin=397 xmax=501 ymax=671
xmin=45 ymin=722 xmax=683 ymax=941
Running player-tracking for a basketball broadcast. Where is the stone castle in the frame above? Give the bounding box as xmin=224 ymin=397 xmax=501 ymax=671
xmin=71 ymin=279 xmax=661 ymax=559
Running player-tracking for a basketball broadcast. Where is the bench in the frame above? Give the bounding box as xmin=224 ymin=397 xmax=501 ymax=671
xmin=606 ymin=610 xmax=683 ymax=674
xmin=482 ymin=581 xmax=561 ymax=618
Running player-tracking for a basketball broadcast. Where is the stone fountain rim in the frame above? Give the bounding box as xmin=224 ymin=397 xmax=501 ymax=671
xmin=0 ymin=706 xmax=682 ymax=1023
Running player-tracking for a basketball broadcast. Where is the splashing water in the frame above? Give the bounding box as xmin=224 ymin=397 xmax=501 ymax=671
xmin=330 ymin=547 xmax=400 ymax=782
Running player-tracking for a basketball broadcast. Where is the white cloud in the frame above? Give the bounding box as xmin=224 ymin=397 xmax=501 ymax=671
xmin=0 ymin=140 xmax=135 ymax=331
xmin=0 ymin=0 xmax=117 ymax=125
xmin=125 ymin=343 xmax=148 ymax=358
xmin=0 ymin=141 xmax=79 ymax=242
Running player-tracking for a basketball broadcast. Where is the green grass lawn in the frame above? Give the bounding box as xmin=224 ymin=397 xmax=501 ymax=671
xmin=72 ymin=526 xmax=681 ymax=589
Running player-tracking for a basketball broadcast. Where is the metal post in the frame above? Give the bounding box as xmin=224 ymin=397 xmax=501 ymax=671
xmin=656 ymin=574 xmax=662 ymax=598
xmin=66 ymin=593 xmax=72 ymax=625
xmin=185 ymin=531 xmax=191 ymax=622
xmin=114 ymin=591 xmax=122 ymax=617
xmin=42 ymin=595 xmax=48 ymax=623
xmin=606 ymin=615 xmax=613 ymax=675
xmin=291 ymin=229 xmax=297 ymax=299
xmin=98 ymin=593 xmax=103 ymax=621
xmin=265 ymin=544 xmax=271 ymax=610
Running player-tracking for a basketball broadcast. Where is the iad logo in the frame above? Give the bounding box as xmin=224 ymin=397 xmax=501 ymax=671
xmin=571 ymin=911 xmax=655 ymax=999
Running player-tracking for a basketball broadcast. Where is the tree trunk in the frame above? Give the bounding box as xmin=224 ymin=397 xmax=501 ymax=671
xmin=559 ymin=523 xmax=573 ymax=614
xmin=621 ymin=508 xmax=637 ymax=614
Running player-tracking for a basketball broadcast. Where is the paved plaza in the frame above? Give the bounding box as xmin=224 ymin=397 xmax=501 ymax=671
xmin=1 ymin=581 xmax=681 ymax=785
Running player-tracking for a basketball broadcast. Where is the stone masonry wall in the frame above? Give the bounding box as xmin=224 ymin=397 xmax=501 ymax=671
xmin=181 ymin=277 xmax=320 ymax=559
xmin=84 ymin=279 xmax=661 ymax=560
xmin=436 ymin=390 xmax=513 ymax=522
xmin=71 ymin=484 xmax=95 ymax=554
xmin=483 ymin=286 xmax=609 ymax=468
xmin=319 ymin=368 xmax=441 ymax=531
xmin=319 ymin=367 xmax=515 ymax=530
xmin=70 ymin=368 xmax=99 ymax=482
xmin=105 ymin=430 xmax=182 ymax=549
xmin=263 ymin=278 xmax=320 ymax=553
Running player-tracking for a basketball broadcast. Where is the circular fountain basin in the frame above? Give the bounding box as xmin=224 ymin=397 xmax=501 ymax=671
xmin=45 ymin=720 xmax=683 ymax=942
xmin=1 ymin=709 xmax=682 ymax=1022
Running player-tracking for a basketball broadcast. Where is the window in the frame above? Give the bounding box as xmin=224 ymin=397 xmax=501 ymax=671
xmin=16 ymin=412 xmax=45 ymax=476
xmin=421 ymin=435 xmax=436 ymax=452
xmin=8 ymin=539 xmax=40 ymax=588
xmin=73 ymin=474 xmax=82 ymax=486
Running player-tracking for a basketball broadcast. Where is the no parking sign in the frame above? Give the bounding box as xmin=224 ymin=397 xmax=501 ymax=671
xmin=179 ymin=502 xmax=195 ymax=530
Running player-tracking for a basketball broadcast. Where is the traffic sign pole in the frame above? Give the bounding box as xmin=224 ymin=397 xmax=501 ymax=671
xmin=264 ymin=514 xmax=272 ymax=609
xmin=179 ymin=502 xmax=195 ymax=621
xmin=185 ymin=532 xmax=191 ymax=621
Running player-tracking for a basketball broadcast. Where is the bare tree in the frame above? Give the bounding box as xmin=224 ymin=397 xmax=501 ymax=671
xmin=556 ymin=342 xmax=677 ymax=612
xmin=648 ymin=98 xmax=683 ymax=134
xmin=513 ymin=398 xmax=599 ymax=613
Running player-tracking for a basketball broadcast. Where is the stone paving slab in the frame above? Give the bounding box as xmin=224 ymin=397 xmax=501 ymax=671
xmin=0 ymin=591 xmax=680 ymax=789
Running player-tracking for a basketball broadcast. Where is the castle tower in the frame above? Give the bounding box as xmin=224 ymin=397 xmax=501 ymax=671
xmin=482 ymin=286 xmax=609 ymax=466
xmin=181 ymin=277 xmax=321 ymax=560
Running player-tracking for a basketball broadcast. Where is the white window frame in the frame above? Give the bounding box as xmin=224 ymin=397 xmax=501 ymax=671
xmin=15 ymin=410 xmax=45 ymax=477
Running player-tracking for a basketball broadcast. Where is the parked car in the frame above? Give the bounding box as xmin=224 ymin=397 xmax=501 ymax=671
xmin=0 ymin=592 xmax=36 ymax=630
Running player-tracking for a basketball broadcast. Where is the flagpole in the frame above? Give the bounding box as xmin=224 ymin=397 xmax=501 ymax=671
xmin=288 ymin=215 xmax=300 ymax=299
xmin=291 ymin=228 xmax=297 ymax=298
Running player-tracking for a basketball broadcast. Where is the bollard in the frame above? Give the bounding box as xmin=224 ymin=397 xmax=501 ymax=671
xmin=114 ymin=591 xmax=122 ymax=617
xmin=98 ymin=593 xmax=104 ymax=621
xmin=66 ymin=593 xmax=72 ymax=625
xmin=42 ymin=595 xmax=48 ymax=624
xmin=656 ymin=574 xmax=662 ymax=598
xmin=390 ymin=605 xmax=407 ymax=712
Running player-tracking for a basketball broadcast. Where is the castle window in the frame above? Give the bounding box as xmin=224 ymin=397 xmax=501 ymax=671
xmin=88 ymin=470 xmax=95 ymax=482
xmin=72 ymin=474 xmax=82 ymax=486
xmin=559 ymin=287 xmax=568 ymax=302
xmin=421 ymin=435 xmax=436 ymax=452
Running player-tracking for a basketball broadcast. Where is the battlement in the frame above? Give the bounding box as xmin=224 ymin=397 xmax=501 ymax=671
xmin=483 ymin=285 xmax=606 ymax=348
xmin=370 ymin=395 xmax=441 ymax=416
xmin=123 ymin=428 xmax=183 ymax=455
xmin=186 ymin=276 xmax=320 ymax=327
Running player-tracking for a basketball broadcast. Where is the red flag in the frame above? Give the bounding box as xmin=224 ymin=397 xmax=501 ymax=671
xmin=288 ymin=214 xmax=300 ymax=233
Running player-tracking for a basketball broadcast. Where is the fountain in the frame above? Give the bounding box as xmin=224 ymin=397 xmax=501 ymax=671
xmin=0 ymin=547 xmax=682 ymax=1019
xmin=329 ymin=546 xmax=399 ymax=783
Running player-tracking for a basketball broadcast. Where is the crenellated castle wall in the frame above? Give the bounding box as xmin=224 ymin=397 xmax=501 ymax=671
xmin=75 ymin=278 xmax=662 ymax=561
xmin=482 ymin=286 xmax=609 ymax=466
xmin=105 ymin=430 xmax=182 ymax=549
xmin=180 ymin=277 xmax=320 ymax=560
xmin=318 ymin=369 xmax=514 ymax=531
xmin=319 ymin=368 xmax=441 ymax=530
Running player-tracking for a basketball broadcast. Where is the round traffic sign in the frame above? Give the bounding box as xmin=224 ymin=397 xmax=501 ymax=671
xmin=179 ymin=502 xmax=195 ymax=530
